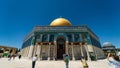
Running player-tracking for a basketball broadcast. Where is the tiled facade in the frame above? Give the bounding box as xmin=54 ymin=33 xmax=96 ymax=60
xmin=21 ymin=26 xmax=104 ymax=60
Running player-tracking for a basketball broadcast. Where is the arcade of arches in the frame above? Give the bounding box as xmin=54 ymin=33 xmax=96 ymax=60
xmin=21 ymin=18 xmax=104 ymax=61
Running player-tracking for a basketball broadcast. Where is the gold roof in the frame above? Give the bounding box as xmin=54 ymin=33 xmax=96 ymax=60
xmin=50 ymin=18 xmax=72 ymax=26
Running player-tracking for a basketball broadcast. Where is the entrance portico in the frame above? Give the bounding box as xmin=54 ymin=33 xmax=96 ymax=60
xmin=56 ymin=36 xmax=66 ymax=60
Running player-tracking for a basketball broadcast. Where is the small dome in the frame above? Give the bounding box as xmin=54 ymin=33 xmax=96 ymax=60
xmin=50 ymin=18 xmax=72 ymax=26
xmin=103 ymin=42 xmax=114 ymax=47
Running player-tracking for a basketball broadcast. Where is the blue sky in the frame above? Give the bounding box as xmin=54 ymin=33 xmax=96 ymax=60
xmin=0 ymin=0 xmax=120 ymax=49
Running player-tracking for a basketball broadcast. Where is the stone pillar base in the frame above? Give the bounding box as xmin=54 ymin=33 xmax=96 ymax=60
xmin=72 ymin=57 xmax=75 ymax=60
xmin=47 ymin=57 xmax=50 ymax=61
xmin=53 ymin=57 xmax=56 ymax=61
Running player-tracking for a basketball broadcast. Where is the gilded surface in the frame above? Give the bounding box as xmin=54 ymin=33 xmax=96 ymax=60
xmin=50 ymin=18 xmax=72 ymax=26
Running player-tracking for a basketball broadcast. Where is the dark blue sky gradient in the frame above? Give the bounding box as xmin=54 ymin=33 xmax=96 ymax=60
xmin=0 ymin=0 xmax=120 ymax=48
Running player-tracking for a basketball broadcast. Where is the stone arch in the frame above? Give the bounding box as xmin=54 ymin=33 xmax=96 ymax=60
xmin=56 ymin=36 xmax=66 ymax=59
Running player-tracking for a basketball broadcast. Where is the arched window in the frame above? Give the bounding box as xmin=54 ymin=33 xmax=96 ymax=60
xmin=74 ymin=34 xmax=79 ymax=42
xmin=42 ymin=34 xmax=47 ymax=42
xmin=50 ymin=34 xmax=54 ymax=42
xmin=81 ymin=33 xmax=87 ymax=41
xmin=67 ymin=34 xmax=72 ymax=42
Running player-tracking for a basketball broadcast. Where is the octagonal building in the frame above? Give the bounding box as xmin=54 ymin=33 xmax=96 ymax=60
xmin=21 ymin=18 xmax=104 ymax=60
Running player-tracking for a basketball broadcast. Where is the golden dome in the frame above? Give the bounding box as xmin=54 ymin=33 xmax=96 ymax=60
xmin=50 ymin=18 xmax=72 ymax=26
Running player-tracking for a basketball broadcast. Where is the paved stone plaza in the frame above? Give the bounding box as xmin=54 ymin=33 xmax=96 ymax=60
xmin=0 ymin=58 xmax=110 ymax=68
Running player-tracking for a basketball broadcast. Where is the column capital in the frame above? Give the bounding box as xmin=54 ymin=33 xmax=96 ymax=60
xmin=80 ymin=41 xmax=87 ymax=46
xmin=49 ymin=43 xmax=51 ymax=45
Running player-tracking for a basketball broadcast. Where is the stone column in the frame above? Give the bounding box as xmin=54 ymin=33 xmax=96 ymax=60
xmin=39 ymin=34 xmax=43 ymax=60
xmin=24 ymin=48 xmax=26 ymax=57
xmin=47 ymin=34 xmax=50 ymax=60
xmin=40 ymin=43 xmax=43 ymax=60
xmin=21 ymin=48 xmax=24 ymax=57
xmin=36 ymin=44 xmax=41 ymax=60
xmin=20 ymin=49 xmax=22 ymax=55
xmin=72 ymin=43 xmax=75 ymax=60
xmin=25 ymin=47 xmax=27 ymax=57
xmin=22 ymin=48 xmax=25 ymax=57
xmin=26 ymin=47 xmax=28 ymax=57
xmin=84 ymin=43 xmax=91 ymax=61
xmin=80 ymin=43 xmax=84 ymax=57
xmin=28 ymin=46 xmax=31 ymax=57
xmin=31 ymin=36 xmax=35 ymax=57
xmin=24 ymin=47 xmax=26 ymax=57
xmin=53 ymin=41 xmax=56 ymax=60
xmin=26 ymin=47 xmax=29 ymax=57
xmin=33 ymin=45 xmax=37 ymax=56
xmin=47 ymin=43 xmax=51 ymax=60
xmin=23 ymin=48 xmax=25 ymax=57
xmin=28 ymin=45 xmax=34 ymax=58
xmin=92 ymin=46 xmax=97 ymax=60
xmin=66 ymin=41 xmax=69 ymax=55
